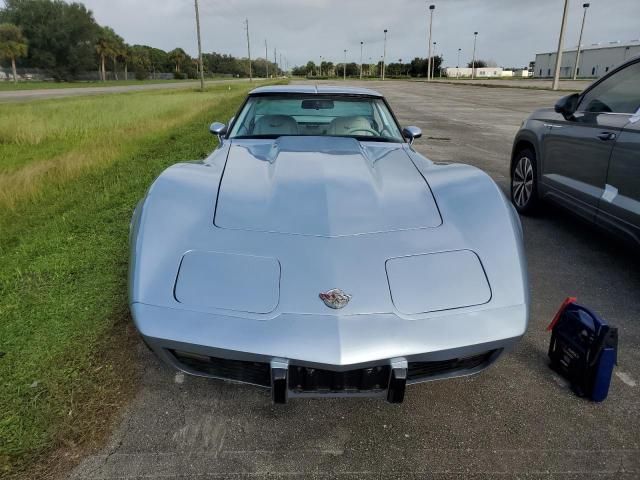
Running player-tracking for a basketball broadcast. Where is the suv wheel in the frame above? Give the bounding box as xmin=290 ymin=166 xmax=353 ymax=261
xmin=511 ymin=148 xmax=540 ymax=214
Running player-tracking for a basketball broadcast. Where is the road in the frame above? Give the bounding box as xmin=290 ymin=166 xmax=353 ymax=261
xmin=0 ymin=78 xmax=254 ymax=103
xmin=69 ymin=80 xmax=640 ymax=479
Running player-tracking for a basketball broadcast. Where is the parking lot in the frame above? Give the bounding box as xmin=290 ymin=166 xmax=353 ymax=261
xmin=70 ymin=80 xmax=640 ymax=479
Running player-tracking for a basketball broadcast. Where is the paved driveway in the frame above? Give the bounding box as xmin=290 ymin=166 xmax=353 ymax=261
xmin=69 ymin=80 xmax=640 ymax=479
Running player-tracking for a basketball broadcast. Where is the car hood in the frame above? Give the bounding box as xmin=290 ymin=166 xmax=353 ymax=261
xmin=214 ymin=136 xmax=442 ymax=237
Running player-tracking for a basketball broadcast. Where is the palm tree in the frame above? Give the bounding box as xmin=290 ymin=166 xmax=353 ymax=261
xmin=0 ymin=23 xmax=28 ymax=83
xmin=95 ymin=27 xmax=120 ymax=81
xmin=110 ymin=34 xmax=125 ymax=81
xmin=120 ymin=45 xmax=131 ymax=81
xmin=168 ymin=48 xmax=187 ymax=73
xmin=95 ymin=31 xmax=110 ymax=81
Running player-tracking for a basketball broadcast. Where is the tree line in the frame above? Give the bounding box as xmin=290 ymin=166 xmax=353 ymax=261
xmin=0 ymin=0 xmax=279 ymax=82
xmin=290 ymin=57 xmax=495 ymax=78
xmin=292 ymin=56 xmax=445 ymax=78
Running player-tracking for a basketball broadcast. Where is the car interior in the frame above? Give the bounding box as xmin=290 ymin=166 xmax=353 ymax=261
xmin=230 ymin=96 xmax=404 ymax=140
xmin=252 ymin=114 xmax=380 ymax=136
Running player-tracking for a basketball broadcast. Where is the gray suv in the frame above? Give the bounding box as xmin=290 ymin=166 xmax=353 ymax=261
xmin=511 ymin=56 xmax=640 ymax=245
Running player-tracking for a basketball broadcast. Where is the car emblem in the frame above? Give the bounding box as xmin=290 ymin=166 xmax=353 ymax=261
xmin=319 ymin=289 xmax=352 ymax=309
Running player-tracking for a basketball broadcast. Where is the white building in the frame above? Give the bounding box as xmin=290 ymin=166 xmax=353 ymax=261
xmin=512 ymin=69 xmax=532 ymax=77
xmin=444 ymin=67 xmax=531 ymax=78
xmin=444 ymin=67 xmax=504 ymax=78
xmin=534 ymin=40 xmax=640 ymax=78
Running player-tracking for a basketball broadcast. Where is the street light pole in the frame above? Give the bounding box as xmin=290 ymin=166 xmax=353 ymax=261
xmin=552 ymin=0 xmax=570 ymax=90
xmin=343 ymin=49 xmax=347 ymax=80
xmin=360 ymin=41 xmax=364 ymax=80
xmin=457 ymin=48 xmax=461 ymax=77
xmin=319 ymin=55 xmax=323 ymax=76
xmin=382 ymin=29 xmax=388 ymax=80
xmin=194 ymin=0 xmax=205 ymax=91
xmin=427 ymin=4 xmax=435 ymax=82
xmin=573 ymin=3 xmax=590 ymax=80
xmin=471 ymin=31 xmax=478 ymax=79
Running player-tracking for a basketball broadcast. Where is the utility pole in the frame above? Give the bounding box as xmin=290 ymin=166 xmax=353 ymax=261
xmin=244 ymin=18 xmax=252 ymax=82
xmin=573 ymin=3 xmax=590 ymax=80
xmin=343 ymin=49 xmax=347 ymax=80
xmin=265 ymin=40 xmax=269 ymax=78
xmin=431 ymin=41 xmax=437 ymax=79
xmin=360 ymin=41 xmax=364 ymax=80
xmin=194 ymin=0 xmax=205 ymax=91
xmin=552 ymin=0 xmax=570 ymax=90
xmin=472 ymin=31 xmax=478 ymax=79
xmin=382 ymin=29 xmax=388 ymax=80
xmin=427 ymin=4 xmax=435 ymax=81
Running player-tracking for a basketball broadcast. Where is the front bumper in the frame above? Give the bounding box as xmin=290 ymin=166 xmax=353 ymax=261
xmin=132 ymin=302 xmax=526 ymax=403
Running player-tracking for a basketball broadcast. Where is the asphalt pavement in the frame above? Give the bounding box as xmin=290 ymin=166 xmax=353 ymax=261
xmin=69 ymin=80 xmax=640 ymax=479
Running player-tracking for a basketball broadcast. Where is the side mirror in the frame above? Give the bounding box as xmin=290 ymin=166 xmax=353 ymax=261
xmin=402 ymin=126 xmax=422 ymax=145
xmin=554 ymin=93 xmax=579 ymax=119
xmin=209 ymin=122 xmax=227 ymax=140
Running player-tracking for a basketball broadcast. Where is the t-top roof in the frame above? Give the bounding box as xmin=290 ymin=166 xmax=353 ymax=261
xmin=249 ymin=84 xmax=384 ymax=97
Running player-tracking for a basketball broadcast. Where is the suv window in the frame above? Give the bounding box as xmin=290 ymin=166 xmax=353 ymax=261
xmin=578 ymin=61 xmax=640 ymax=114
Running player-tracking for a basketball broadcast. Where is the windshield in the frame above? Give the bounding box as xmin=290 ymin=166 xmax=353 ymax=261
xmin=228 ymin=94 xmax=404 ymax=142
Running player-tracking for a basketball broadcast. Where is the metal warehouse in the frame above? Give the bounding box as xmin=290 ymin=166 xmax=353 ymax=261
xmin=534 ymin=40 xmax=640 ymax=78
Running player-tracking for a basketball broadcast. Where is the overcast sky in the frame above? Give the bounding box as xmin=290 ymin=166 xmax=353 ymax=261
xmin=81 ymin=0 xmax=640 ymax=68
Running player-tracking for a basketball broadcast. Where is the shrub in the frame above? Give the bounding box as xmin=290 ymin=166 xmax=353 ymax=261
xmin=135 ymin=67 xmax=149 ymax=80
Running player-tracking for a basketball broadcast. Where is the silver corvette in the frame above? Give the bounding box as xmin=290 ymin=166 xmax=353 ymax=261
xmin=129 ymin=85 xmax=528 ymax=403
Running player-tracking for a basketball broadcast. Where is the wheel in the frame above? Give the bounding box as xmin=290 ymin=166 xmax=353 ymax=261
xmin=511 ymin=148 xmax=540 ymax=214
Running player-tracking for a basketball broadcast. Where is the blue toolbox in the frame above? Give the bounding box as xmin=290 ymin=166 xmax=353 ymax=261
xmin=547 ymin=298 xmax=618 ymax=402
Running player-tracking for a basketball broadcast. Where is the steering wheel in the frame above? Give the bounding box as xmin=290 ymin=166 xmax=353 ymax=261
xmin=347 ymin=128 xmax=379 ymax=136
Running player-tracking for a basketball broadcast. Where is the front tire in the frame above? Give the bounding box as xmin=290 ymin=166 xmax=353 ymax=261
xmin=511 ymin=149 xmax=540 ymax=215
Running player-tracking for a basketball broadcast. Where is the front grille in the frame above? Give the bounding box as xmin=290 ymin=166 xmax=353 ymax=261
xmin=169 ymin=350 xmax=271 ymax=387
xmin=407 ymin=350 xmax=499 ymax=381
xmin=289 ymin=365 xmax=391 ymax=393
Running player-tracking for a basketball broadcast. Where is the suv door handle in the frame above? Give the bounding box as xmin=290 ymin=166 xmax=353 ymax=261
xmin=597 ymin=132 xmax=617 ymax=141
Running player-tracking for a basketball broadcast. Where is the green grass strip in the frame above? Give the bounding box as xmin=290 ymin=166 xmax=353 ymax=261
xmin=0 ymin=81 xmax=279 ymax=477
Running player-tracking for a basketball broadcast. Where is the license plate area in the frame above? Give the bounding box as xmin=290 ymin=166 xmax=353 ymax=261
xmin=288 ymin=365 xmax=391 ymax=394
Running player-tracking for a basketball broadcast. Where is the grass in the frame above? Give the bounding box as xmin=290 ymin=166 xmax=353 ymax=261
xmin=0 ymin=84 xmax=250 ymax=208
xmin=0 ymin=80 xmax=281 ymax=477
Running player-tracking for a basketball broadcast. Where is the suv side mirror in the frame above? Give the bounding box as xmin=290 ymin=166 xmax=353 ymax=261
xmin=402 ymin=126 xmax=422 ymax=145
xmin=554 ymin=93 xmax=579 ymax=119
xmin=209 ymin=122 xmax=227 ymax=141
